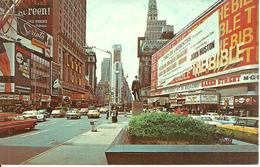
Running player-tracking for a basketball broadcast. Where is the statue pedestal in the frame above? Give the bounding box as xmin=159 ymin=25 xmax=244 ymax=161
xmin=132 ymin=101 xmax=143 ymax=116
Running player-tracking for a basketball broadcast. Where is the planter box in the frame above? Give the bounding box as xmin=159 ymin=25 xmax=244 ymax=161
xmin=106 ymin=145 xmax=258 ymax=165
xmin=105 ymin=128 xmax=258 ymax=165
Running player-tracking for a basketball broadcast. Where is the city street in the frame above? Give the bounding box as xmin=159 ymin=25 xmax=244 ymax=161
xmin=0 ymin=114 xmax=128 ymax=164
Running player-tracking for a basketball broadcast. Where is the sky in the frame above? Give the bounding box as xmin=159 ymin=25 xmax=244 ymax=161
xmin=86 ymin=0 xmax=218 ymax=84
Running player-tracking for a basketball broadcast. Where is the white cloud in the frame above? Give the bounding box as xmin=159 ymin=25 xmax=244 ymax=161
xmin=86 ymin=0 xmax=217 ymax=84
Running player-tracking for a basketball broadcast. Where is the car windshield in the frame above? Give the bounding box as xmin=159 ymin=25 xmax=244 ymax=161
xmin=52 ymin=110 xmax=61 ymax=114
xmin=0 ymin=116 xmax=13 ymax=122
xmin=14 ymin=116 xmax=25 ymax=120
xmin=88 ymin=106 xmax=95 ymax=110
xmin=23 ymin=111 xmax=34 ymax=115
xmin=69 ymin=110 xmax=77 ymax=113
xmin=246 ymin=119 xmax=258 ymax=127
xmin=200 ymin=117 xmax=212 ymax=121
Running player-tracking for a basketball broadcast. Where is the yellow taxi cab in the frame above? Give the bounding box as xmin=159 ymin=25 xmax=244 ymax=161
xmin=217 ymin=117 xmax=258 ymax=144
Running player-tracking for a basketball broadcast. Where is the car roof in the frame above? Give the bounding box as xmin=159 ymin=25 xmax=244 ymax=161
xmin=0 ymin=113 xmax=21 ymax=117
xmin=23 ymin=110 xmax=37 ymax=113
xmin=238 ymin=117 xmax=258 ymax=120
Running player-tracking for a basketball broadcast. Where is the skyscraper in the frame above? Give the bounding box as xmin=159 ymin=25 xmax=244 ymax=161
xmin=101 ymin=58 xmax=111 ymax=83
xmin=137 ymin=0 xmax=174 ymax=102
xmin=111 ymin=44 xmax=123 ymax=103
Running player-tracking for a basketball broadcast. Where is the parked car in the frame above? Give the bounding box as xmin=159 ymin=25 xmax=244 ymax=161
xmin=99 ymin=107 xmax=108 ymax=114
xmin=51 ymin=108 xmax=67 ymax=118
xmin=22 ymin=110 xmax=46 ymax=122
xmin=217 ymin=117 xmax=258 ymax=144
xmin=0 ymin=113 xmax=37 ymax=136
xmin=87 ymin=106 xmax=100 ymax=118
xmin=79 ymin=108 xmax=88 ymax=115
xmin=206 ymin=112 xmax=219 ymax=119
xmin=215 ymin=116 xmax=239 ymax=125
xmin=37 ymin=109 xmax=50 ymax=118
xmin=195 ymin=115 xmax=221 ymax=126
xmin=66 ymin=109 xmax=81 ymax=119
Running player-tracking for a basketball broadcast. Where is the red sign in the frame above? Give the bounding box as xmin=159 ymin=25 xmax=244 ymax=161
xmin=151 ymin=0 xmax=258 ymax=95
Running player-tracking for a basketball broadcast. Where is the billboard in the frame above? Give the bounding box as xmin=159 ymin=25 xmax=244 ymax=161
xmin=0 ymin=42 xmax=15 ymax=92
xmin=17 ymin=17 xmax=53 ymax=58
xmin=16 ymin=0 xmax=53 ymax=34
xmin=151 ymin=0 xmax=258 ymax=95
xmin=14 ymin=44 xmax=31 ymax=93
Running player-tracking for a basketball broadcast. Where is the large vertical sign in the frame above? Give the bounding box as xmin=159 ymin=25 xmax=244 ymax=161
xmin=17 ymin=17 xmax=53 ymax=58
xmin=14 ymin=44 xmax=31 ymax=93
xmin=0 ymin=42 xmax=15 ymax=92
xmin=151 ymin=0 xmax=258 ymax=95
xmin=51 ymin=62 xmax=60 ymax=96
xmin=16 ymin=0 xmax=53 ymax=34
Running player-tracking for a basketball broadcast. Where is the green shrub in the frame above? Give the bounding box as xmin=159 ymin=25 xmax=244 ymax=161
xmin=128 ymin=112 xmax=222 ymax=144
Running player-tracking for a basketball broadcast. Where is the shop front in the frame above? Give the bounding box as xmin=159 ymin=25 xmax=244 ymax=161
xmin=234 ymin=96 xmax=258 ymax=117
xmin=0 ymin=94 xmax=30 ymax=113
xmin=184 ymin=93 xmax=219 ymax=114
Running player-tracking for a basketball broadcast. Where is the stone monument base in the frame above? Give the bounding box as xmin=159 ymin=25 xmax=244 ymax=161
xmin=132 ymin=101 xmax=143 ymax=116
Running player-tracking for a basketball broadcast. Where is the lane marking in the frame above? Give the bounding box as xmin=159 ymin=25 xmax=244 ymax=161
xmin=21 ymin=130 xmax=50 ymax=138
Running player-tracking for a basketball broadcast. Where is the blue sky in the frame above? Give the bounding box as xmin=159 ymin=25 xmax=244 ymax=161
xmin=86 ymin=0 xmax=217 ymax=84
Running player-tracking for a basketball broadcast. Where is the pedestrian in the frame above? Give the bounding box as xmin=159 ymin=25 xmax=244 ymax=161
xmin=106 ymin=110 xmax=109 ymax=120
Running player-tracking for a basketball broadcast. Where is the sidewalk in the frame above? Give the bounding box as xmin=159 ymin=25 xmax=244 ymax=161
xmin=22 ymin=120 xmax=127 ymax=165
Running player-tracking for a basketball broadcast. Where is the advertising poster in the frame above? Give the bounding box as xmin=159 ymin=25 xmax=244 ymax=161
xmin=0 ymin=42 xmax=15 ymax=92
xmin=14 ymin=44 xmax=31 ymax=93
xmin=151 ymin=0 xmax=258 ymax=95
xmin=16 ymin=0 xmax=53 ymax=34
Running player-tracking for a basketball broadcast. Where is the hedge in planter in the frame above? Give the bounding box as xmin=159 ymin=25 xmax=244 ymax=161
xmin=128 ymin=112 xmax=232 ymax=144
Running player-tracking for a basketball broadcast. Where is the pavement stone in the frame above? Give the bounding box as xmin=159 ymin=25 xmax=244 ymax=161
xmin=22 ymin=122 xmax=126 ymax=165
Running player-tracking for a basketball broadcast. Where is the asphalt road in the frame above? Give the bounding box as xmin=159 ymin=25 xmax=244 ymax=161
xmin=0 ymin=114 xmax=110 ymax=164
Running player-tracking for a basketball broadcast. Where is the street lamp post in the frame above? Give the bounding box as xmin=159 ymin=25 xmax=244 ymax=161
xmin=84 ymin=45 xmax=113 ymax=113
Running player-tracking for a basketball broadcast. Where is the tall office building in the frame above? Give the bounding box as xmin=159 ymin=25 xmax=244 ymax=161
xmin=137 ymin=0 xmax=174 ymax=102
xmin=101 ymin=58 xmax=111 ymax=83
xmin=15 ymin=0 xmax=91 ymax=107
xmin=111 ymin=44 xmax=123 ymax=103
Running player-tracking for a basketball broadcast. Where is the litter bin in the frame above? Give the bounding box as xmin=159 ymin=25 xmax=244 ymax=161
xmin=90 ymin=121 xmax=97 ymax=132
xmin=112 ymin=116 xmax=117 ymax=123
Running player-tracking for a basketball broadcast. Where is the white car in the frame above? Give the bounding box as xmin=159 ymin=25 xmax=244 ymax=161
xmin=66 ymin=109 xmax=81 ymax=119
xmin=194 ymin=115 xmax=221 ymax=126
xmin=22 ymin=110 xmax=46 ymax=122
xmin=99 ymin=107 xmax=108 ymax=113
xmin=79 ymin=108 xmax=88 ymax=115
xmin=206 ymin=112 xmax=219 ymax=119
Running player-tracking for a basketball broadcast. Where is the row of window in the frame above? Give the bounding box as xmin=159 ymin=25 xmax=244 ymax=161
xmin=31 ymin=53 xmax=50 ymax=68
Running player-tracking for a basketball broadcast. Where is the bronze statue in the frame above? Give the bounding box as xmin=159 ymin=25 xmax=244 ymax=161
xmin=131 ymin=76 xmax=141 ymax=101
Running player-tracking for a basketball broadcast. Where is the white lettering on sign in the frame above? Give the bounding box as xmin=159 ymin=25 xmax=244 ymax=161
xmin=201 ymin=94 xmax=218 ymax=104
xmin=18 ymin=7 xmax=51 ymax=16
xmin=185 ymin=95 xmax=201 ymax=104
xmin=22 ymin=23 xmax=46 ymax=41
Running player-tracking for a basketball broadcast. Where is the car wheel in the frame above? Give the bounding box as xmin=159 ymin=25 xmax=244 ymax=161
xmin=30 ymin=124 xmax=35 ymax=130
xmin=8 ymin=128 xmax=15 ymax=136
